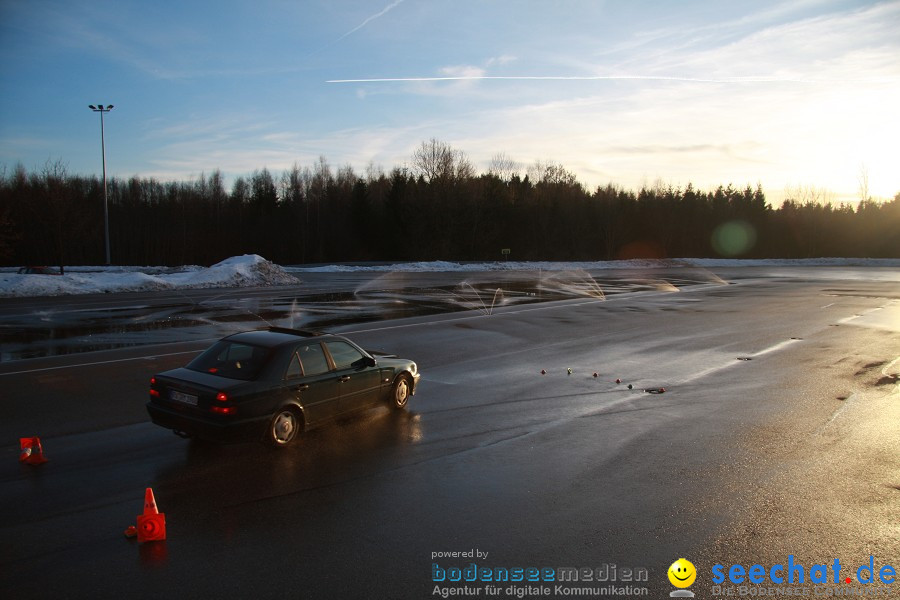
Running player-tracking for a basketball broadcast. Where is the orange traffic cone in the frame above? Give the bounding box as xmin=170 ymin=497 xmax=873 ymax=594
xmin=136 ymin=488 xmax=166 ymax=543
xmin=19 ymin=437 xmax=48 ymax=465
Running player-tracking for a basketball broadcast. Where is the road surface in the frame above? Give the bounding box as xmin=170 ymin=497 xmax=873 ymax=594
xmin=1 ymin=267 xmax=897 ymax=598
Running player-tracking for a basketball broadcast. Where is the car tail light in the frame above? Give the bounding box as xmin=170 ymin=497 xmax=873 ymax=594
xmin=211 ymin=391 xmax=235 ymax=415
xmin=149 ymin=377 xmax=160 ymax=397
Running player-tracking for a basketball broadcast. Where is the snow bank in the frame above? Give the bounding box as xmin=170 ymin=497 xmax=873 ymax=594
xmin=0 ymin=255 xmax=300 ymax=297
xmin=164 ymin=255 xmax=300 ymax=288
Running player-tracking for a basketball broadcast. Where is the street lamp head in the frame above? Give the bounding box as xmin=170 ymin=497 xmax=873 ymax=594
xmin=89 ymin=105 xmax=97 ymax=110
xmin=107 ymin=105 xmax=114 ymax=110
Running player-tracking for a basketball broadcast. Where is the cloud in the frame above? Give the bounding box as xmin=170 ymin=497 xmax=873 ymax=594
xmin=49 ymin=0 xmax=895 ymax=205
xmin=320 ymin=1 xmax=899 ymax=200
xmin=329 ymin=2 xmax=900 ymax=86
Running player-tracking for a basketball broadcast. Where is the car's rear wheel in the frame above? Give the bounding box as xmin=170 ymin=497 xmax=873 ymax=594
xmin=391 ymin=375 xmax=411 ymax=410
xmin=266 ymin=407 xmax=302 ymax=447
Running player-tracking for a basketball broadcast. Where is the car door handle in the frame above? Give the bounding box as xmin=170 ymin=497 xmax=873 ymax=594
xmin=339 ymin=376 xmax=351 ymax=382
xmin=294 ymin=384 xmax=309 ymax=391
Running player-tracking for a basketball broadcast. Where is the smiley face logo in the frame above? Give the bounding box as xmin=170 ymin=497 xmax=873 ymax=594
xmin=668 ymin=558 xmax=696 ymax=588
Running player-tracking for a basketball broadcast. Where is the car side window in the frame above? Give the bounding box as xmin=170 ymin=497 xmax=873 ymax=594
xmin=297 ymin=343 xmax=329 ymax=376
xmin=326 ymin=341 xmax=365 ymax=370
xmin=285 ymin=353 xmax=303 ymax=380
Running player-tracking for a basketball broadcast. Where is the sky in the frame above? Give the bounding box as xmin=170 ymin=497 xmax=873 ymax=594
xmin=1 ymin=0 xmax=898 ymax=205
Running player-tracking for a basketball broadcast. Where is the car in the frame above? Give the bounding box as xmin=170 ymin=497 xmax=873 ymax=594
xmin=146 ymin=327 xmax=420 ymax=447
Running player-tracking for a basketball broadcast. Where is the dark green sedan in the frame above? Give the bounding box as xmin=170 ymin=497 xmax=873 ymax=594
xmin=147 ymin=328 xmax=420 ymax=447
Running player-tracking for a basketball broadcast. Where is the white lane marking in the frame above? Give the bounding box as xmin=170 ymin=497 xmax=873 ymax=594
xmin=676 ymin=338 xmax=802 ymax=385
xmin=837 ymin=300 xmax=897 ymax=327
xmin=817 ymin=393 xmax=857 ymax=434
xmin=883 ymin=356 xmax=900 ymax=396
xmin=750 ymin=339 xmax=798 ymax=357
xmin=0 ymin=349 xmax=203 ymax=377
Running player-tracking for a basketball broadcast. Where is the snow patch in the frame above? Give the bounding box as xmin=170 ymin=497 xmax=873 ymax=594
xmin=0 ymin=254 xmax=299 ymax=297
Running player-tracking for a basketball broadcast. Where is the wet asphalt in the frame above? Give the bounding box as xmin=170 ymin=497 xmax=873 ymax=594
xmin=1 ymin=267 xmax=898 ymax=599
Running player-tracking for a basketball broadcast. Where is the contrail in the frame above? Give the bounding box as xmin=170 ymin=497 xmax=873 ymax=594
xmin=327 ymin=74 xmax=829 ymax=84
xmin=308 ymin=0 xmax=405 ymax=58
xmin=334 ymin=0 xmax=405 ymax=44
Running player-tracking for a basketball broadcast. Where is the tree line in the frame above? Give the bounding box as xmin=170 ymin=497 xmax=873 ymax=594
xmin=1 ymin=140 xmax=898 ymax=268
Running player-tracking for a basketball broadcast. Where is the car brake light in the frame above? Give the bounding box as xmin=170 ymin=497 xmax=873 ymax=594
xmin=211 ymin=391 xmax=234 ymax=414
xmin=149 ymin=377 xmax=160 ymax=397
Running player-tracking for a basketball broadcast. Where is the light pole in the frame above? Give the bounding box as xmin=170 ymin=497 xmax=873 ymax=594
xmin=89 ymin=104 xmax=113 ymax=265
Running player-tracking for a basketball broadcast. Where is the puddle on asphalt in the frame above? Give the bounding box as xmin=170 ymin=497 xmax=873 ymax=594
xmin=0 ymin=271 xmax=725 ymax=361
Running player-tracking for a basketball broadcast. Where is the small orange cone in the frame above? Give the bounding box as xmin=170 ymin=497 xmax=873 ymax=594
xmin=19 ymin=437 xmax=48 ymax=465
xmin=136 ymin=488 xmax=166 ymax=543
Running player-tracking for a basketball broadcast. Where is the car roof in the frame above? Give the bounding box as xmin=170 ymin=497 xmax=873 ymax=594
xmin=223 ymin=328 xmax=341 ymax=349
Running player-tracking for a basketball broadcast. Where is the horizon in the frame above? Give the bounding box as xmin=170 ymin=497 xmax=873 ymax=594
xmin=2 ymin=1 xmax=898 ymax=207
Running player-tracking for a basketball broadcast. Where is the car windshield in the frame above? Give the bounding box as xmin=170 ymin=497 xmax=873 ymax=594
xmin=186 ymin=340 xmax=271 ymax=381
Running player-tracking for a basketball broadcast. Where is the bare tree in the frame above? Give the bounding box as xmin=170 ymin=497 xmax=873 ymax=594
xmin=412 ymin=138 xmax=473 ymax=184
xmin=784 ymin=184 xmax=835 ymax=206
xmin=528 ymin=160 xmax=578 ymax=186
xmin=488 ymin=152 xmax=520 ymax=181
xmin=365 ymin=161 xmax=385 ymax=183
xmin=857 ymin=164 xmax=870 ymax=204
xmin=336 ymin=163 xmax=357 ymax=188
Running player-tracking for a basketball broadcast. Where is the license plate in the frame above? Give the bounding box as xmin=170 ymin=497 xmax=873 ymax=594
xmin=169 ymin=390 xmax=198 ymax=406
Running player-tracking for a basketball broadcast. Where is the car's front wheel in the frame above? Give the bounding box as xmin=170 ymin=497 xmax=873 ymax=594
xmin=391 ymin=375 xmax=411 ymax=410
xmin=266 ymin=407 xmax=302 ymax=447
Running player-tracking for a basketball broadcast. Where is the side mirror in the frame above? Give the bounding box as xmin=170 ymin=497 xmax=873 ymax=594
xmin=353 ymin=356 xmax=378 ymax=369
